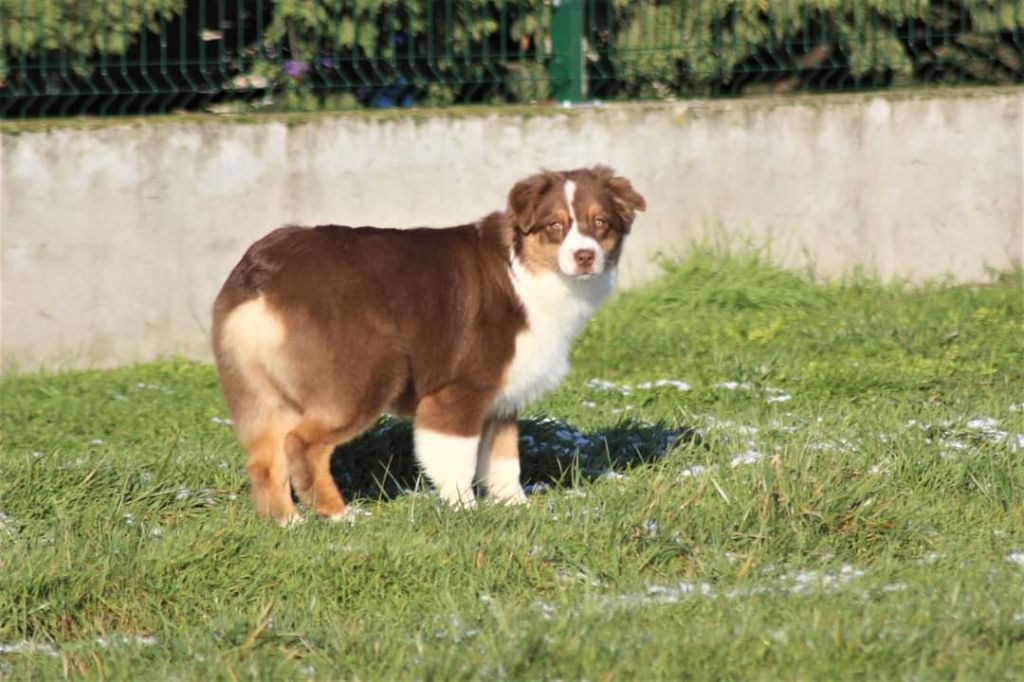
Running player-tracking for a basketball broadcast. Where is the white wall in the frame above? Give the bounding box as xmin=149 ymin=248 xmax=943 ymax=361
xmin=2 ymin=87 xmax=1022 ymax=370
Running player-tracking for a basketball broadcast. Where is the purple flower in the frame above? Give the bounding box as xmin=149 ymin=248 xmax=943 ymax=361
xmin=282 ymin=60 xmax=310 ymax=79
xmin=319 ymin=57 xmax=335 ymax=69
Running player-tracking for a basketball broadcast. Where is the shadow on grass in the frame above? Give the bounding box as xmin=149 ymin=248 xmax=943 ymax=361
xmin=329 ymin=416 xmax=703 ymax=503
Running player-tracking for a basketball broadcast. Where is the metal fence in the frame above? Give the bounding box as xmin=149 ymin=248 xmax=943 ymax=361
xmin=2 ymin=0 xmax=1022 ymax=119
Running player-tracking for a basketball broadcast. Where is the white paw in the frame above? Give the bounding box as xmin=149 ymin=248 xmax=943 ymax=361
xmin=491 ymin=486 xmax=528 ymax=505
xmin=439 ymin=490 xmax=477 ymax=510
xmin=326 ymin=507 xmax=372 ymax=524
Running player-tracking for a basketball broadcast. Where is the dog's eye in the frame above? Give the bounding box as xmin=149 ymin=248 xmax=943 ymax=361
xmin=594 ymin=218 xmax=607 ymax=229
xmin=546 ymin=221 xmax=564 ymax=236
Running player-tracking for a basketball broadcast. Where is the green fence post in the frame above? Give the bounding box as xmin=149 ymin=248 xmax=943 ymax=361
xmin=549 ymin=0 xmax=583 ymax=103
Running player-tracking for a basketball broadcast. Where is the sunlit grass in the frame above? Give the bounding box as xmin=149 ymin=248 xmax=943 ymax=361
xmin=1 ymin=251 xmax=1022 ymax=679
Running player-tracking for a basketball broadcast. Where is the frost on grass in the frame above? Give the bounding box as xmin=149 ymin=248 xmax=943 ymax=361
xmin=585 ymin=378 xmax=633 ymax=395
xmin=0 ymin=635 xmax=157 ymax=659
xmin=0 ymin=641 xmax=59 ymax=658
xmin=906 ymin=415 xmax=1020 ymax=457
xmin=556 ymin=567 xmax=603 ymax=587
xmin=679 ymin=450 xmax=767 ymax=479
xmin=680 ymin=464 xmax=710 ymax=478
xmin=966 ymin=417 xmax=1000 ymax=432
xmin=699 ymin=416 xmax=759 ymax=438
xmin=713 ymin=381 xmax=752 ymax=391
xmin=134 ymin=382 xmax=174 ymax=395
xmin=712 ymin=381 xmax=793 ymax=403
xmin=598 ymin=565 xmax=869 ymax=611
xmin=964 ymin=416 xmax=1009 ymax=443
xmin=636 ymin=379 xmax=692 ymax=391
xmin=0 ymin=512 xmax=18 ymax=540
xmin=764 ymin=387 xmax=793 ymax=403
xmin=1006 ymin=552 xmax=1024 ymax=567
xmin=586 ymin=377 xmax=692 ymax=395
xmin=676 ymin=415 xmax=778 ymax=479
xmin=94 ymin=634 xmax=158 ymax=649
xmin=729 ymin=450 xmax=764 ymax=467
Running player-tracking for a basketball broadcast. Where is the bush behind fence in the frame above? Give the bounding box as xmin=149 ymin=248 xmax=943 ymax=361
xmin=1 ymin=0 xmax=1022 ymax=118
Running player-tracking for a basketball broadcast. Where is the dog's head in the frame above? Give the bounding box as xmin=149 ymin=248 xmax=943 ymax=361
xmin=507 ymin=166 xmax=646 ymax=279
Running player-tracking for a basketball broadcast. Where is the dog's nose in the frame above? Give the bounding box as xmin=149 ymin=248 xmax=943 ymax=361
xmin=574 ymin=249 xmax=595 ymax=270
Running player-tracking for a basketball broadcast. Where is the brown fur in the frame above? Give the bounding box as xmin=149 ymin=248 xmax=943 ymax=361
xmin=212 ymin=166 xmax=644 ymax=523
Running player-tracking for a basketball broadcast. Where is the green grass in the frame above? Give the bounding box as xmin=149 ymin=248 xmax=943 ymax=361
xmin=2 ymin=250 xmax=1022 ymax=680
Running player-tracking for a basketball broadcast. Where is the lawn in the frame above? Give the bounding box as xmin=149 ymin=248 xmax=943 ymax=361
xmin=1 ymin=250 xmax=1022 ymax=680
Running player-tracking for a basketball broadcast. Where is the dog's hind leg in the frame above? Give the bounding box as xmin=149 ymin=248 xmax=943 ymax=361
xmin=285 ymin=414 xmax=377 ymax=521
xmin=237 ymin=406 xmax=302 ymax=525
xmin=215 ymin=296 xmax=303 ymax=524
xmin=215 ymin=354 xmax=301 ymax=524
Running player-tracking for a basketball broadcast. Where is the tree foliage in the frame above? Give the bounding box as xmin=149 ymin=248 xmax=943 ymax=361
xmin=602 ymin=0 xmax=1024 ymax=98
xmin=1 ymin=0 xmax=1022 ymax=114
xmin=257 ymin=0 xmax=548 ymax=107
xmin=0 ymin=0 xmax=186 ymax=76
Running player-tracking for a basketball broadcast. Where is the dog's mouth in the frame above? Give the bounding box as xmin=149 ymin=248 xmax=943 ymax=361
xmin=559 ymin=264 xmax=603 ymax=280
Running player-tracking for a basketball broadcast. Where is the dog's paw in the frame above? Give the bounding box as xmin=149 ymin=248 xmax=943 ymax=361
xmin=439 ymin=492 xmax=477 ymax=510
xmin=492 ymin=486 xmax=528 ymax=505
xmin=277 ymin=512 xmax=306 ymax=528
xmin=325 ymin=507 xmax=372 ymax=524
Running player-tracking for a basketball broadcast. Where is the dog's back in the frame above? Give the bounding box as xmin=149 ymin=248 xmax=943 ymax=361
xmin=212 ymin=217 xmax=523 ymax=522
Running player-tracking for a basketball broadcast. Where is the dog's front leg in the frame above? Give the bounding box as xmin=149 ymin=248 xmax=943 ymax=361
xmin=413 ymin=389 xmax=487 ymax=508
xmin=477 ymin=413 xmax=527 ymax=504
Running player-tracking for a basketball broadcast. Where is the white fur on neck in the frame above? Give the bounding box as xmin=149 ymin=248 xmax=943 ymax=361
xmin=493 ymin=255 xmax=615 ymax=416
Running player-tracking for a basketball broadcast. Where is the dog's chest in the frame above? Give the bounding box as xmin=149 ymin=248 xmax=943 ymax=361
xmin=492 ymin=264 xmax=613 ymax=415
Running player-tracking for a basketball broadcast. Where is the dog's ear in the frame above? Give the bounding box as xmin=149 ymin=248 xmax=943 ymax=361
xmin=595 ymin=166 xmax=646 ymax=233
xmin=507 ymin=172 xmax=556 ymax=234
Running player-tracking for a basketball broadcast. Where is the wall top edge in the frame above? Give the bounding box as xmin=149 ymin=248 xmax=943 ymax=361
xmin=3 ymin=85 xmax=1022 ymax=137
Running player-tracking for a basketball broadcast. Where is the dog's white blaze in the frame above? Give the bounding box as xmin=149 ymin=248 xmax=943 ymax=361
xmin=558 ymin=179 xmax=605 ymax=276
xmin=494 ymin=256 xmax=615 ymax=415
xmin=476 ymin=450 xmax=527 ymax=504
xmin=413 ymin=428 xmax=478 ymax=507
xmin=564 ymin=180 xmax=578 ymax=226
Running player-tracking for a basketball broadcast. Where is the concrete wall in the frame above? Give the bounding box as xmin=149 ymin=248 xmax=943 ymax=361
xmin=2 ymin=88 xmax=1022 ymax=371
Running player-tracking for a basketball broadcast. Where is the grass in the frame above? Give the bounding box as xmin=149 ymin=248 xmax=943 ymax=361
xmin=1 ymin=249 xmax=1022 ymax=680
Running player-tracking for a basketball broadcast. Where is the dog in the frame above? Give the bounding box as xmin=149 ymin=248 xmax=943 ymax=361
xmin=212 ymin=166 xmax=645 ymax=524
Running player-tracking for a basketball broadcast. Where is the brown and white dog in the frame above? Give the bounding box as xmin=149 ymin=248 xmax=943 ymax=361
xmin=212 ymin=166 xmax=645 ymax=524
